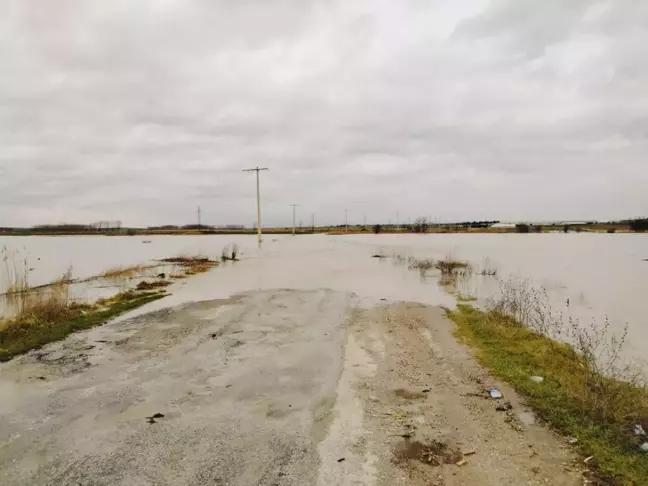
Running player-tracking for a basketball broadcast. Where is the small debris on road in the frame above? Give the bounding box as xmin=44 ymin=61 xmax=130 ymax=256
xmin=145 ymin=413 xmax=165 ymax=424
xmin=490 ymin=389 xmax=503 ymax=399
xmin=584 ymin=456 xmax=594 ymax=463
xmin=495 ymin=400 xmax=512 ymax=411
xmin=463 ymin=450 xmax=476 ymax=456
xmin=337 ymin=458 xmax=346 ymax=463
xmin=456 ymin=459 xmax=468 ymax=466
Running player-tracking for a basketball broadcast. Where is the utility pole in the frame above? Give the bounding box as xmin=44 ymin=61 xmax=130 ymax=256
xmin=243 ymin=166 xmax=269 ymax=248
xmin=290 ymin=204 xmax=300 ymax=235
xmin=344 ymin=209 xmax=349 ymax=233
xmin=197 ymin=206 xmax=202 ymax=230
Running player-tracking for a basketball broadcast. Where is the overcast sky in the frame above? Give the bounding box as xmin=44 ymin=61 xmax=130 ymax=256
xmin=1 ymin=0 xmax=647 ymax=227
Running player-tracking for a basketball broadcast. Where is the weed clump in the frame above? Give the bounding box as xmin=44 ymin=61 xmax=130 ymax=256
xmin=220 ymin=244 xmax=240 ymax=262
xmin=435 ymin=259 xmax=470 ymax=276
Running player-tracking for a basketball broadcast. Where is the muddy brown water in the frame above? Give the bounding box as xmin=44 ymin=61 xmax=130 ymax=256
xmin=0 ymin=233 xmax=646 ymax=364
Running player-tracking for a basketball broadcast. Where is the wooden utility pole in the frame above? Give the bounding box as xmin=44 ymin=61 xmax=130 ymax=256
xmin=242 ymin=167 xmax=269 ymax=248
xmin=290 ymin=204 xmax=300 ymax=235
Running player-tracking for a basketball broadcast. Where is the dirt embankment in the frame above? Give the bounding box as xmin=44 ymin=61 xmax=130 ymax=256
xmin=0 ymin=290 xmax=584 ymax=485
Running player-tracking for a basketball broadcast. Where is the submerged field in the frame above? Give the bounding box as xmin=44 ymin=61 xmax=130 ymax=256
xmin=0 ymin=233 xmax=647 ymax=484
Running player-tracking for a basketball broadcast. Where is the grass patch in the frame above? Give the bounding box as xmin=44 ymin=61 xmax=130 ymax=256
xmin=0 ymin=290 xmax=166 ymax=362
xmin=447 ymin=304 xmax=648 ymax=484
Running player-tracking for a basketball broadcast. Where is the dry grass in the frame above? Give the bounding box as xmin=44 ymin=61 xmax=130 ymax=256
xmin=1 ymin=246 xmax=30 ymax=296
xmin=160 ymin=255 xmax=218 ymax=275
xmin=97 ymin=264 xmax=155 ymax=280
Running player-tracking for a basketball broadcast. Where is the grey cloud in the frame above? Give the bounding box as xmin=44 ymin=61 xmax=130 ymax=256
xmin=0 ymin=0 xmax=647 ymax=227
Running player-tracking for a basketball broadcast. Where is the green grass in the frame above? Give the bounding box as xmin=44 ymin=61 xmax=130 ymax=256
xmin=447 ymin=303 xmax=648 ymax=485
xmin=0 ymin=291 xmax=166 ymax=362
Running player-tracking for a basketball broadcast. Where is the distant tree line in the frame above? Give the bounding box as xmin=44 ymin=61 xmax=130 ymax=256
xmin=627 ymin=218 xmax=648 ymax=232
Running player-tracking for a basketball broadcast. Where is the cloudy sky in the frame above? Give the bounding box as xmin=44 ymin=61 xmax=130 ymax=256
xmin=1 ymin=0 xmax=647 ymax=227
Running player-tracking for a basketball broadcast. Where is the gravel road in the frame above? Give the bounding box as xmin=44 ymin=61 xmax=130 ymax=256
xmin=0 ymin=288 xmax=583 ymax=485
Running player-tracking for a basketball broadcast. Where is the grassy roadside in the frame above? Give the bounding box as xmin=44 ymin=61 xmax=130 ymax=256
xmin=0 ymin=291 xmax=166 ymax=362
xmin=447 ymin=303 xmax=648 ymax=485
xmin=0 ymin=250 xmax=223 ymax=363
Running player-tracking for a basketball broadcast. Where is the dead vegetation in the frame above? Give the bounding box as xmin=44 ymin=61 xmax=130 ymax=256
xmin=397 ymin=254 xmax=473 ymax=283
xmin=135 ymin=280 xmax=171 ymax=291
xmin=220 ymin=244 xmax=239 ymax=262
xmin=97 ymin=264 xmax=156 ymax=280
xmin=159 ymin=255 xmax=218 ymax=275
xmin=435 ymin=259 xmax=470 ymax=276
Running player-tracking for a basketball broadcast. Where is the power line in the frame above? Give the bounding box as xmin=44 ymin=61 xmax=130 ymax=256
xmin=242 ymin=167 xmax=269 ymax=248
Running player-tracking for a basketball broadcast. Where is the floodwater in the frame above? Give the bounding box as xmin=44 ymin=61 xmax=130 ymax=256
xmin=0 ymin=233 xmax=646 ymax=364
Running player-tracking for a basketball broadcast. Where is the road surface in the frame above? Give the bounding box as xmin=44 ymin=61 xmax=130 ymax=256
xmin=0 ymin=287 xmax=584 ymax=485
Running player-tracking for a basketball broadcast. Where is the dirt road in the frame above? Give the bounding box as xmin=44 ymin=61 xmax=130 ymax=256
xmin=0 ymin=289 xmax=583 ymax=485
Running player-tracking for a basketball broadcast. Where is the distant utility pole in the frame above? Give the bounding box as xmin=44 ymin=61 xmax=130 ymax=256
xmin=290 ymin=204 xmax=300 ymax=235
xmin=197 ymin=206 xmax=202 ymax=230
xmin=344 ymin=209 xmax=349 ymax=233
xmin=243 ymin=166 xmax=269 ymax=248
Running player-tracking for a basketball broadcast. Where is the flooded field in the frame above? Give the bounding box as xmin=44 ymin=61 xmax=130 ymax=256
xmin=1 ymin=233 xmax=646 ymax=364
